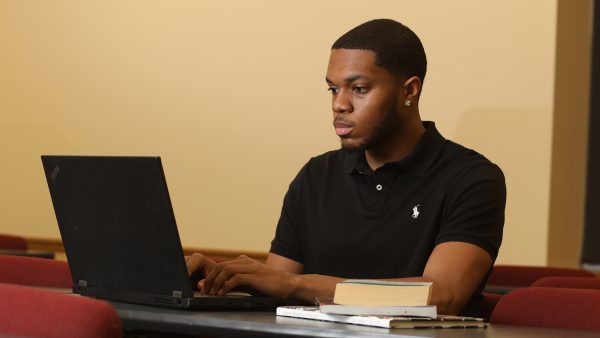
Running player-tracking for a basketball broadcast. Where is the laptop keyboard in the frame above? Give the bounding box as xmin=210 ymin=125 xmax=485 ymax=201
xmin=193 ymin=291 xmax=252 ymax=298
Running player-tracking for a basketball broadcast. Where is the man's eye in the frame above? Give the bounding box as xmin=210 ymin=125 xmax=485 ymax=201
xmin=354 ymin=86 xmax=368 ymax=94
xmin=328 ymin=87 xmax=339 ymax=94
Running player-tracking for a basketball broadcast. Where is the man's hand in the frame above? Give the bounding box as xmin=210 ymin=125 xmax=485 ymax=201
xmin=186 ymin=254 xmax=301 ymax=298
xmin=185 ymin=253 xmax=218 ymax=291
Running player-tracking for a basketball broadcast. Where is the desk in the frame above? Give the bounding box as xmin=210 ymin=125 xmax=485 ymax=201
xmin=484 ymin=285 xmax=519 ymax=295
xmin=111 ymin=301 xmax=600 ymax=338
xmin=0 ymin=249 xmax=55 ymax=259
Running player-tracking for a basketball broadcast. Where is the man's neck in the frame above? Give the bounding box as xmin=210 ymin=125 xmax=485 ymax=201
xmin=365 ymin=120 xmax=426 ymax=170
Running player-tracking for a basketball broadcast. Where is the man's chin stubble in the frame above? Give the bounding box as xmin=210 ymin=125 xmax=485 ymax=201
xmin=340 ymin=139 xmax=368 ymax=152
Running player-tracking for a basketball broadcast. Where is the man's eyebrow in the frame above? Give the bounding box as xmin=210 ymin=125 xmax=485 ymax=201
xmin=325 ymin=74 xmax=370 ymax=84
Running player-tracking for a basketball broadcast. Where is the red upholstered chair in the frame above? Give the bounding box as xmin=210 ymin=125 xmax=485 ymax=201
xmin=480 ymin=292 xmax=502 ymax=321
xmin=0 ymin=283 xmax=122 ymax=338
xmin=532 ymin=276 xmax=600 ymax=289
xmin=487 ymin=265 xmax=595 ymax=288
xmin=0 ymin=234 xmax=27 ymax=250
xmin=0 ymin=255 xmax=72 ymax=288
xmin=489 ymin=287 xmax=600 ymax=331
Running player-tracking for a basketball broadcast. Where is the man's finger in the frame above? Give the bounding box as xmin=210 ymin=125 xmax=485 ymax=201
xmin=204 ymin=260 xmax=257 ymax=294
xmin=219 ymin=273 xmax=255 ymax=295
xmin=186 ymin=253 xmax=215 ymax=275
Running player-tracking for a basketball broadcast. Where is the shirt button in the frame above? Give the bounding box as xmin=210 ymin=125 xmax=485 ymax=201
xmin=376 ymin=184 xmax=383 ymax=191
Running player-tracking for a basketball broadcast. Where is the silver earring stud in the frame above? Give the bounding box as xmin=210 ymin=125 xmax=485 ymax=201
xmin=404 ymin=100 xmax=411 ymax=107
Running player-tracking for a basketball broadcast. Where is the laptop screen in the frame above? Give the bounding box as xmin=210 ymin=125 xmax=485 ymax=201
xmin=42 ymin=156 xmax=194 ymax=297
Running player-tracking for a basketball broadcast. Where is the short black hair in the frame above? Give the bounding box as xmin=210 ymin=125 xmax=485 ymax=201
xmin=332 ymin=19 xmax=427 ymax=83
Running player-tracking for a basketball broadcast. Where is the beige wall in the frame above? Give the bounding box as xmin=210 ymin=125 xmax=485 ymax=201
xmin=0 ymin=0 xmax=586 ymax=266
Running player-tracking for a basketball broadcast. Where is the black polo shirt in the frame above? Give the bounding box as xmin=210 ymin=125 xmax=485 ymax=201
xmin=270 ymin=121 xmax=505 ymax=315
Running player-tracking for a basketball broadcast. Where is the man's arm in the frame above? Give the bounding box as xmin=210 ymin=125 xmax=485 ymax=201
xmin=279 ymin=241 xmax=491 ymax=314
xmin=185 ymin=252 xmax=343 ymax=300
xmin=187 ymin=240 xmax=491 ymax=314
xmin=420 ymin=241 xmax=492 ymax=314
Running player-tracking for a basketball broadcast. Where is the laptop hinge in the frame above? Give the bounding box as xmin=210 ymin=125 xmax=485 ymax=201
xmin=172 ymin=291 xmax=183 ymax=299
xmin=75 ymin=280 xmax=88 ymax=295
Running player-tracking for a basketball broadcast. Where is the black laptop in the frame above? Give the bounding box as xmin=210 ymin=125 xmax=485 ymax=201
xmin=41 ymin=155 xmax=301 ymax=309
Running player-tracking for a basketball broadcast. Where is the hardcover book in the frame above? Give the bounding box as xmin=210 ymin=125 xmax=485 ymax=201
xmin=333 ymin=279 xmax=432 ymax=306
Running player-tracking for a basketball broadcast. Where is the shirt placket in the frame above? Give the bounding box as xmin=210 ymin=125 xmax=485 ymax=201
xmin=363 ymin=169 xmax=392 ymax=219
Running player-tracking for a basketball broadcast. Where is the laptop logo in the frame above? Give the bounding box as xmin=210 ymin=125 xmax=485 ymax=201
xmin=412 ymin=204 xmax=420 ymax=219
xmin=50 ymin=165 xmax=60 ymax=181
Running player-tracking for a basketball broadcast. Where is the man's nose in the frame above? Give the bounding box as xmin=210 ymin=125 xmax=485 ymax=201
xmin=332 ymin=91 xmax=352 ymax=113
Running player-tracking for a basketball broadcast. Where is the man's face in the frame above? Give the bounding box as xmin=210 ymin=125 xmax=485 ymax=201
xmin=326 ymin=49 xmax=404 ymax=151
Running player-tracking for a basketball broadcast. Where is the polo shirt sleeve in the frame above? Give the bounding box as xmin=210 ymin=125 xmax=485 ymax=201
xmin=435 ymin=161 xmax=506 ymax=261
xmin=269 ymin=163 xmax=308 ymax=264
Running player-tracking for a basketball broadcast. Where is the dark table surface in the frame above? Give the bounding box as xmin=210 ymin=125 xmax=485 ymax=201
xmin=111 ymin=301 xmax=600 ymax=338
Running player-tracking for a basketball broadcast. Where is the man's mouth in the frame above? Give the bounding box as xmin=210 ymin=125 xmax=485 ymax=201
xmin=333 ymin=121 xmax=354 ymax=136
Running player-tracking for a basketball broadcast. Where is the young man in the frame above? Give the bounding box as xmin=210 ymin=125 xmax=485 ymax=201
xmin=186 ymin=19 xmax=505 ymax=316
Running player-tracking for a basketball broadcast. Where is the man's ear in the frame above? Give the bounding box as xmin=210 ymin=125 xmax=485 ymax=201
xmin=403 ymin=76 xmax=422 ymax=103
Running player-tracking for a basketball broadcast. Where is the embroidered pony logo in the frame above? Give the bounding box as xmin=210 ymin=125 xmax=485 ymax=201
xmin=412 ymin=205 xmax=420 ymax=219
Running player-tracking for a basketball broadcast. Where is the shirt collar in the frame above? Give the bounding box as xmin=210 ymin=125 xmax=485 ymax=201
xmin=343 ymin=121 xmax=446 ymax=177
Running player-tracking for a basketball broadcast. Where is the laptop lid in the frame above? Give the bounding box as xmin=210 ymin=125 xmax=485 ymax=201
xmin=42 ymin=156 xmax=196 ymax=306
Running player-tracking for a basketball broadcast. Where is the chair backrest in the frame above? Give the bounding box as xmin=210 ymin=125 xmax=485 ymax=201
xmin=489 ymin=287 xmax=600 ymax=331
xmin=0 ymin=255 xmax=72 ymax=288
xmin=0 ymin=234 xmax=28 ymax=250
xmin=0 ymin=283 xmax=122 ymax=338
xmin=487 ymin=265 xmax=595 ymax=287
xmin=532 ymin=276 xmax=600 ymax=289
